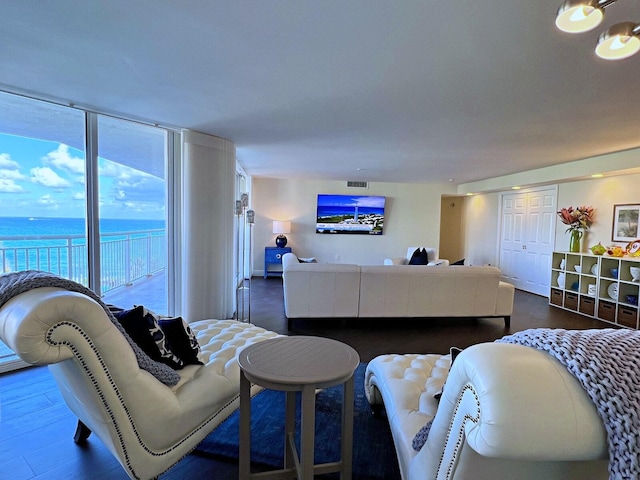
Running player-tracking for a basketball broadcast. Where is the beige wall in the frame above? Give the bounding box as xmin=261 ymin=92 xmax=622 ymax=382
xmin=251 ymin=178 xmax=456 ymax=273
xmin=250 ymin=172 xmax=640 ymax=275
xmin=462 ymin=173 xmax=640 ymax=269
xmin=439 ymin=196 xmax=465 ymax=262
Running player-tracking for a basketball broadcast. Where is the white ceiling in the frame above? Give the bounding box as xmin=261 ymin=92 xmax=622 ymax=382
xmin=2 ymin=1 xmax=640 ymax=185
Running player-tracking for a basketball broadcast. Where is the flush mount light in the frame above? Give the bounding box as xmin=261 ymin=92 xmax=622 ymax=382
xmin=596 ymin=21 xmax=640 ymax=59
xmin=556 ymin=0 xmax=607 ymax=33
xmin=556 ymin=0 xmax=640 ymax=60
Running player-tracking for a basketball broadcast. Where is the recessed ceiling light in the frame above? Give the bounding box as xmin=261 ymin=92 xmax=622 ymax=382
xmin=512 ymin=186 xmax=522 ymax=190
xmin=448 ymin=178 xmax=455 ymax=182
xmin=591 ymin=173 xmax=604 ymax=178
xmin=466 ymin=192 xmax=474 ymax=196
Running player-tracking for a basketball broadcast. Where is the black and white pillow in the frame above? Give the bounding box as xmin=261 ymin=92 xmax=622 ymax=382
xmin=113 ymin=306 xmax=185 ymax=370
xmin=158 ymin=317 xmax=203 ymax=366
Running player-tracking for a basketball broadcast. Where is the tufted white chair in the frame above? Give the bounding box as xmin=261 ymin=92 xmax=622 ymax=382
xmin=0 ymin=287 xmax=281 ymax=480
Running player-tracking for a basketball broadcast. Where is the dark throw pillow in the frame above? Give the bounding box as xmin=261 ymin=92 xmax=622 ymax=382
xmin=408 ymin=248 xmax=429 ymax=265
xmin=158 ymin=317 xmax=203 ymax=366
xmin=113 ymin=306 xmax=185 ymax=370
xmin=451 ymin=258 xmax=465 ymax=266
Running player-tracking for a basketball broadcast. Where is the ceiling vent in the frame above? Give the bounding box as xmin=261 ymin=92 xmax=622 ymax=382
xmin=346 ymin=181 xmax=368 ymax=189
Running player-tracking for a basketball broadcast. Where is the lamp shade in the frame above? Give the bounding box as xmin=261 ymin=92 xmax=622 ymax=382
xmin=272 ymin=221 xmax=291 ymax=234
xmin=596 ymin=22 xmax=640 ymax=60
xmin=556 ymin=0 xmax=604 ymax=33
xmin=273 ymin=220 xmax=290 ymax=248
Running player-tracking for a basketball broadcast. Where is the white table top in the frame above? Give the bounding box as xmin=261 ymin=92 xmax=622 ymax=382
xmin=238 ymin=336 xmax=360 ymax=390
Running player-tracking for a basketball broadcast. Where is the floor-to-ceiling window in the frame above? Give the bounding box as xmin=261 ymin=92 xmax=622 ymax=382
xmin=0 ymin=91 xmax=172 ymax=372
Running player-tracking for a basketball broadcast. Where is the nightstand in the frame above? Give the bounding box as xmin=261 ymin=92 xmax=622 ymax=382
xmin=264 ymin=247 xmax=292 ymax=278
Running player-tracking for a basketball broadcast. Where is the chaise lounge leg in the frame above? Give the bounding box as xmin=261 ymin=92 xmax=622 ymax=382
xmin=504 ymin=316 xmax=511 ymax=328
xmin=370 ymin=403 xmax=384 ymax=417
xmin=73 ymin=420 xmax=92 ymax=444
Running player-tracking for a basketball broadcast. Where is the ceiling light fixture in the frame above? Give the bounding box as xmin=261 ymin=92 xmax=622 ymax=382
xmin=555 ymin=0 xmax=640 ymax=60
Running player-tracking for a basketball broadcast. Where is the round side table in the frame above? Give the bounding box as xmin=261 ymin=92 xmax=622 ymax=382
xmin=238 ymin=336 xmax=360 ymax=480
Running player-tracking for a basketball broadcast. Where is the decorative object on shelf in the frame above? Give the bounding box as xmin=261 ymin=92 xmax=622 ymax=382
xmin=555 ymin=0 xmax=640 ymax=61
xmin=560 ymin=259 xmax=566 ymax=270
xmin=612 ymin=204 xmax=640 ymax=242
xmin=588 ymin=284 xmax=596 ymax=296
xmin=558 ymin=205 xmax=594 ymax=253
xmin=610 ymin=268 xmax=619 ymax=278
xmin=631 ymin=266 xmax=640 ymax=282
xmin=627 ymin=239 xmax=640 ymax=257
xmin=273 ymin=220 xmax=291 ymax=248
xmin=591 ymin=263 xmax=598 ymax=275
xmin=607 ymin=246 xmax=625 ymax=257
xmin=557 ymin=272 xmax=566 ymax=288
xmin=608 ymin=283 xmax=619 ymax=300
xmin=627 ymin=295 xmax=639 ymax=306
xmin=590 ymin=242 xmax=606 ymax=255
xmin=574 ymin=265 xmax=582 ymax=273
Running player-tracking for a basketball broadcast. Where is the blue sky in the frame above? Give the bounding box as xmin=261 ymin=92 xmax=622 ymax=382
xmin=0 ymin=133 xmax=165 ymax=219
xmin=317 ymin=194 xmax=386 ymax=208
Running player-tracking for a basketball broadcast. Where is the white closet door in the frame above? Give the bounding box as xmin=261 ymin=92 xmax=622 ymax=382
xmin=500 ymin=187 xmax=557 ymax=296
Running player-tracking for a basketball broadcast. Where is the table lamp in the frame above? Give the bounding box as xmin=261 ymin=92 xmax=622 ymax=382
xmin=273 ymin=220 xmax=291 ymax=248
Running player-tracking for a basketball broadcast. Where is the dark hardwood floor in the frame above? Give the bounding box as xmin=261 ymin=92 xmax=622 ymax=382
xmin=0 ymin=278 xmax=611 ymax=480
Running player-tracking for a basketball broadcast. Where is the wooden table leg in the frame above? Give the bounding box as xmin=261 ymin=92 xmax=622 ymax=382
xmin=341 ymin=375 xmax=355 ymax=480
xmin=284 ymin=390 xmax=296 ymax=471
xmin=239 ymin=372 xmax=251 ymax=480
xmin=300 ymin=384 xmax=316 ymax=479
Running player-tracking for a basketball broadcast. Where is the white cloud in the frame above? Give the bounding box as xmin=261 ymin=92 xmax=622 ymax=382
xmin=0 ymin=153 xmax=20 ymax=169
xmin=0 ymin=179 xmax=24 ymax=193
xmin=0 ymin=168 xmax=26 ymax=180
xmin=31 ymin=167 xmax=72 ymax=188
xmin=42 ymin=144 xmax=85 ymax=174
xmin=38 ymin=194 xmax=59 ymax=207
xmin=73 ymin=191 xmax=85 ymax=200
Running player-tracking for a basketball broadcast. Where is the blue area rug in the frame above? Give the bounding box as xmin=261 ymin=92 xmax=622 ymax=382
xmin=197 ymin=363 xmax=400 ymax=479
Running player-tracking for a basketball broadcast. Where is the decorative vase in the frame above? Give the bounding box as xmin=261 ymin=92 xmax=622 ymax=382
xmin=569 ymin=230 xmax=582 ymax=253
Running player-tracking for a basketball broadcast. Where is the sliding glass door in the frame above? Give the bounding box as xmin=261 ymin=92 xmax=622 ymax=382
xmin=0 ymin=91 xmax=171 ymax=372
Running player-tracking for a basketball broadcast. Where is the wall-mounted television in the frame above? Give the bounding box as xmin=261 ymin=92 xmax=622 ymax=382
xmin=316 ymin=194 xmax=386 ymax=235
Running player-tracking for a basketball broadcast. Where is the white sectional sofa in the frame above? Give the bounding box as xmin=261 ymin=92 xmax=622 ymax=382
xmin=365 ymin=343 xmax=609 ymax=480
xmin=282 ymin=253 xmax=514 ymax=328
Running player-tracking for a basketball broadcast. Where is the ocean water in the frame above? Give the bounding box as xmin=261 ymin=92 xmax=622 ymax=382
xmin=0 ymin=216 xmax=165 ymax=239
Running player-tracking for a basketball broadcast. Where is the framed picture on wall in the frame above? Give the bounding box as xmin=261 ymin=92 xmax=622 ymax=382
xmin=612 ymin=204 xmax=640 ymax=242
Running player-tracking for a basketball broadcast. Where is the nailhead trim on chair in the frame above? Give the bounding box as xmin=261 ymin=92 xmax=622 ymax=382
xmin=436 ymin=383 xmax=481 ymax=480
xmin=46 ymin=321 xmax=251 ymax=480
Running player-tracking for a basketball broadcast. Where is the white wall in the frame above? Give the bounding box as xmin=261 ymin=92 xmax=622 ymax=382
xmin=462 ymin=173 xmax=640 ymax=269
xmin=251 ymin=178 xmax=456 ymax=273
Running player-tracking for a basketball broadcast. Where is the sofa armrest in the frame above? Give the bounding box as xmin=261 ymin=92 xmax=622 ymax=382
xmin=416 ymin=343 xmax=607 ymax=479
xmin=496 ymin=281 xmax=515 ymax=316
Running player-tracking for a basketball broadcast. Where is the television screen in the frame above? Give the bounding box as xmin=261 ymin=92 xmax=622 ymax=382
xmin=316 ymin=194 xmax=385 ymax=235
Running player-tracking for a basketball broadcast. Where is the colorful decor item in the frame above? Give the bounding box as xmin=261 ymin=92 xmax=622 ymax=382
xmin=558 ymin=205 xmax=594 ymax=253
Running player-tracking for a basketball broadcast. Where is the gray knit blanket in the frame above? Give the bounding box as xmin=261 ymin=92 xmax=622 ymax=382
xmin=498 ymin=328 xmax=640 ymax=480
xmin=0 ymin=270 xmax=179 ymax=386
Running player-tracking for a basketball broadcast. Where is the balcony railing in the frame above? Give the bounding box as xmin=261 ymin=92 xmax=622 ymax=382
xmin=0 ymin=229 xmax=166 ymax=295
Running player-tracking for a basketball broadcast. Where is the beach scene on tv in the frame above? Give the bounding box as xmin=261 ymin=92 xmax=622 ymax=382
xmin=316 ymin=194 xmax=385 ymax=235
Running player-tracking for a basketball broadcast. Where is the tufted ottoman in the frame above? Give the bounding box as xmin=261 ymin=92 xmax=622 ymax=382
xmin=365 ymin=353 xmax=451 ymax=480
